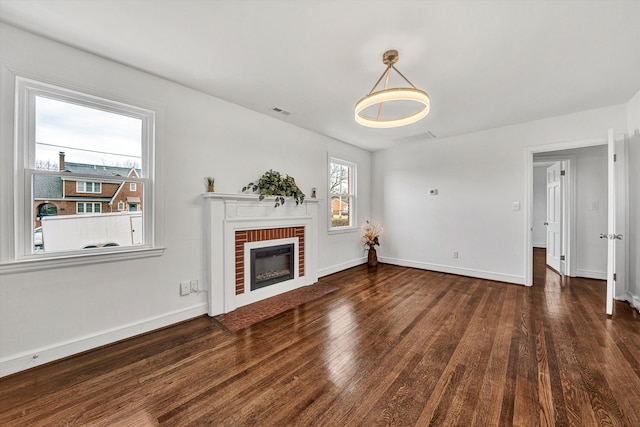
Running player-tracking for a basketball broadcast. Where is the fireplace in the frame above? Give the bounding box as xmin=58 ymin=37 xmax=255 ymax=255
xmin=250 ymin=243 xmax=295 ymax=290
xmin=203 ymin=192 xmax=320 ymax=315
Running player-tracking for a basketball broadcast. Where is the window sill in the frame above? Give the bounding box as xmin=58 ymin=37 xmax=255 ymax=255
xmin=0 ymin=246 xmax=165 ymax=275
xmin=328 ymin=226 xmax=359 ymax=235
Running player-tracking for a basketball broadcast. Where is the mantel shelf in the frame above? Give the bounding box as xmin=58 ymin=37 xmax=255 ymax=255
xmin=201 ymin=192 xmax=322 ymax=203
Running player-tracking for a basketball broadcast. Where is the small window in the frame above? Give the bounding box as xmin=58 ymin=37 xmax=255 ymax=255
xmin=76 ymin=181 xmax=101 ymax=193
xmin=130 ymin=183 xmax=136 ymax=191
xmin=118 ymin=201 xmax=125 ymax=211
xmin=77 ymin=202 xmax=101 ymax=214
xmin=329 ymin=157 xmax=356 ymax=230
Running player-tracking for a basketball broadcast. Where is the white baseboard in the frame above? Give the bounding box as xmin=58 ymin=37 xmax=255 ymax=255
xmin=532 ymin=242 xmax=546 ymax=248
xmin=379 ymin=257 xmax=526 ymax=285
xmin=318 ymin=257 xmax=367 ymax=278
xmin=575 ymin=269 xmax=607 ymax=280
xmin=0 ymin=303 xmax=208 ymax=378
xmin=622 ymin=293 xmax=640 ymax=312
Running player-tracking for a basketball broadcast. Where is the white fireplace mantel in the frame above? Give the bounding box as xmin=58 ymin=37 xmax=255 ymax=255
xmin=203 ymin=193 xmax=321 ymax=315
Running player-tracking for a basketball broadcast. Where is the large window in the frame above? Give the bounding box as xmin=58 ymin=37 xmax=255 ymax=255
xmin=14 ymin=77 xmax=156 ymax=259
xmin=329 ymin=157 xmax=356 ymax=230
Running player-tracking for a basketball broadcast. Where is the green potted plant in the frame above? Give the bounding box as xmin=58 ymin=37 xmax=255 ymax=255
xmin=205 ymin=177 xmax=215 ymax=192
xmin=242 ymin=169 xmax=305 ymax=208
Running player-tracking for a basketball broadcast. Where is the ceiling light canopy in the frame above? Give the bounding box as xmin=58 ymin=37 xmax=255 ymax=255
xmin=355 ymin=50 xmax=430 ymax=128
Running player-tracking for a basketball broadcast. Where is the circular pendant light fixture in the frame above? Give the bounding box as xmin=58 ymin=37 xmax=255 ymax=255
xmin=355 ymin=50 xmax=430 ymax=128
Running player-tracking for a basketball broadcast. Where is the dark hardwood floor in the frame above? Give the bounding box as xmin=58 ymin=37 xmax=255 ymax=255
xmin=1 ymin=248 xmax=639 ymax=426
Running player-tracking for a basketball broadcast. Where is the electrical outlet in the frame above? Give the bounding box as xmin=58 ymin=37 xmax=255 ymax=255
xmin=453 ymin=251 xmax=459 ymax=259
xmin=190 ymin=280 xmax=198 ymax=292
xmin=180 ymin=282 xmax=190 ymax=296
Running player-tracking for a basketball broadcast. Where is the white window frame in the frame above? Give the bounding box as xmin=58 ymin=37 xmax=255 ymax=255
xmin=77 ymin=181 xmax=101 ymax=193
xmin=2 ymin=76 xmax=164 ymax=271
xmin=129 ymin=183 xmax=136 ymax=191
xmin=77 ymin=202 xmax=102 ymax=214
xmin=328 ymin=156 xmax=357 ymax=233
xmin=118 ymin=201 xmax=125 ymax=211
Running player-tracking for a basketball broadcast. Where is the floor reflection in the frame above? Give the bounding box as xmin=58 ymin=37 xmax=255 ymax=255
xmin=323 ymin=303 xmax=358 ymax=388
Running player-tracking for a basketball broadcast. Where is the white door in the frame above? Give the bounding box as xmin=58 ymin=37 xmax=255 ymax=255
xmin=130 ymin=215 xmax=143 ymax=245
xmin=605 ymin=129 xmax=626 ymax=316
xmin=546 ymin=162 xmax=563 ymax=272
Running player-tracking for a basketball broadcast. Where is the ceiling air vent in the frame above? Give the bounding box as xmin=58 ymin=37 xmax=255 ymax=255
xmin=270 ymin=106 xmax=291 ymax=116
xmin=392 ymin=131 xmax=437 ymax=144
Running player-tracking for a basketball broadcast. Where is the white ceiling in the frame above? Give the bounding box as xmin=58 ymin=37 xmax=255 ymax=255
xmin=1 ymin=0 xmax=638 ymax=151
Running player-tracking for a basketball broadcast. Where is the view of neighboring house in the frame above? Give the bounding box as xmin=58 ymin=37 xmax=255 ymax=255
xmin=330 ymin=198 xmax=348 ymax=217
xmin=33 ymin=152 xmax=142 ymax=228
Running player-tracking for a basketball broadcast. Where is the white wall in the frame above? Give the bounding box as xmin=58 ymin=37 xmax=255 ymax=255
xmin=372 ymin=104 xmax=627 ymax=285
xmin=572 ymin=146 xmax=608 ymax=278
xmin=627 ymin=90 xmax=640 ymax=310
xmin=0 ymin=24 xmax=371 ymax=376
xmin=532 ymin=165 xmax=547 ymax=247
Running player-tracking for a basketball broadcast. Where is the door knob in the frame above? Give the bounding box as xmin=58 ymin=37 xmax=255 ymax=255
xmin=614 ymin=234 xmax=623 ymax=240
xmin=543 ymin=222 xmax=549 ymax=226
xmin=599 ymin=233 xmax=608 ymax=239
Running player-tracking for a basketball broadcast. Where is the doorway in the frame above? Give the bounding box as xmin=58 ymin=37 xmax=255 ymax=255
xmin=532 ymin=158 xmax=575 ymax=276
xmin=526 ymin=134 xmax=628 ymax=315
xmin=525 ymin=137 xmax=607 ymax=286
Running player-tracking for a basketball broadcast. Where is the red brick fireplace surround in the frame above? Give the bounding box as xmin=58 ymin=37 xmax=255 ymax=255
xmin=235 ymin=227 xmax=305 ymax=295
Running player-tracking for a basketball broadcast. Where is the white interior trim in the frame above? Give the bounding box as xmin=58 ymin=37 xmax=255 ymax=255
xmin=0 ymin=302 xmax=207 ymax=378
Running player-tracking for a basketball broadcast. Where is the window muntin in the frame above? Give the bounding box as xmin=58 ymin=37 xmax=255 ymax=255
xmin=329 ymin=158 xmax=356 ymax=230
xmin=15 ymin=77 xmax=155 ymax=258
xmin=130 ymin=183 xmax=136 ymax=191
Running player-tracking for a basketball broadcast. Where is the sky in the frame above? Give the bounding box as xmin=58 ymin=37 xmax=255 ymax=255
xmin=35 ymin=96 xmax=142 ymax=169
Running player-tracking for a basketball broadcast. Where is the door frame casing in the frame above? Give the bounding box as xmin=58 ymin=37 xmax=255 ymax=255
xmin=524 ymin=137 xmax=605 ymax=286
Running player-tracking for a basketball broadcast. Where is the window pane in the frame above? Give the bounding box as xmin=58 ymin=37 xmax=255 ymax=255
xmin=331 ymin=196 xmax=351 ymax=227
xmin=35 ymin=96 xmax=142 ymax=174
xmin=329 ymin=159 xmax=355 ymax=229
xmin=34 ymin=177 xmax=144 ymax=253
xmin=330 ymin=164 xmax=350 ymax=195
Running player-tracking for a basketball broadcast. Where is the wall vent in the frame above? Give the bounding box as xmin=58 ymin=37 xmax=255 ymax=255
xmin=270 ymin=106 xmax=291 ymax=116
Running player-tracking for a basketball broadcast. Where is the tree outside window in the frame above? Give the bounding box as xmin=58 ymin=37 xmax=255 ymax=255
xmin=329 ymin=158 xmax=356 ymax=229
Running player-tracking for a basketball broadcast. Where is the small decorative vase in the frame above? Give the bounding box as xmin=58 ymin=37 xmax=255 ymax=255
xmin=208 ymin=184 xmax=215 ymax=192
xmin=367 ymin=246 xmax=378 ymax=267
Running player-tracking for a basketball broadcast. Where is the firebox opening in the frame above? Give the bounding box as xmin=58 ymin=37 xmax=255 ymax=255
xmin=250 ymin=243 xmax=295 ymax=291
